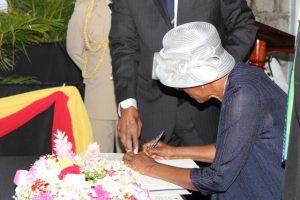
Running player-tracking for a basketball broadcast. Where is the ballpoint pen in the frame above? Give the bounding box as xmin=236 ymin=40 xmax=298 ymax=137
xmin=150 ymin=130 xmax=166 ymax=148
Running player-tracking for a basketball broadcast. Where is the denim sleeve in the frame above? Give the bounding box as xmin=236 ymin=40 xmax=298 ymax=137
xmin=190 ymin=86 xmax=262 ymax=195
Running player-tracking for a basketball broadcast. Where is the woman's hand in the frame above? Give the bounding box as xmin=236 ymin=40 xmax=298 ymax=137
xmin=123 ymin=152 xmax=157 ymax=176
xmin=124 ymin=151 xmax=197 ymax=191
xmin=143 ymin=141 xmax=177 ymax=160
xmin=144 ymin=141 xmax=216 ymax=163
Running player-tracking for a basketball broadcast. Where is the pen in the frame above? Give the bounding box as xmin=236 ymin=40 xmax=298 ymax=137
xmin=150 ymin=130 xmax=166 ymax=148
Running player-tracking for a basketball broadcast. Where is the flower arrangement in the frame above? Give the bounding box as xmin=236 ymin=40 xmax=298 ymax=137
xmin=13 ymin=130 xmax=151 ymax=200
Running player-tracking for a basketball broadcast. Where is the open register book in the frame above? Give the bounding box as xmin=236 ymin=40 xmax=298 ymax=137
xmin=101 ymin=153 xmax=199 ymax=197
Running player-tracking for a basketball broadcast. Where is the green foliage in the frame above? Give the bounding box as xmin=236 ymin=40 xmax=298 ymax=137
xmin=0 ymin=48 xmax=14 ymax=72
xmin=84 ymin=169 xmax=107 ymax=183
xmin=9 ymin=0 xmax=76 ymax=42
xmin=0 ymin=0 xmax=76 ymax=82
xmin=0 ymin=75 xmax=40 ymax=84
xmin=0 ymin=12 xmax=63 ymax=44
xmin=0 ymin=11 xmax=62 ymax=72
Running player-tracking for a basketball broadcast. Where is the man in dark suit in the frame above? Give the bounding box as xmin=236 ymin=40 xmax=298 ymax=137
xmin=109 ymin=0 xmax=257 ymax=153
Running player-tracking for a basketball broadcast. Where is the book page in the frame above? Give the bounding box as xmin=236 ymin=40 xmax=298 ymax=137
xmin=137 ymin=159 xmax=198 ymax=191
xmin=150 ymin=189 xmax=190 ymax=197
xmin=101 ymin=153 xmax=199 ymax=196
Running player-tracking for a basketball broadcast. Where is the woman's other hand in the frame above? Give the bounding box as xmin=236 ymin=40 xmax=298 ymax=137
xmin=123 ymin=152 xmax=157 ymax=176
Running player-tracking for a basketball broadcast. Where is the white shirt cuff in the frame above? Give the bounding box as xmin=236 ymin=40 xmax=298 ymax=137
xmin=118 ymin=98 xmax=137 ymax=117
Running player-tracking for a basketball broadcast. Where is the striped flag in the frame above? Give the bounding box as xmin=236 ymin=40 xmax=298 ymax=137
xmin=282 ymin=23 xmax=300 ymax=200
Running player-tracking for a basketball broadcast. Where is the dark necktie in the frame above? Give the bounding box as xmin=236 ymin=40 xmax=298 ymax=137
xmin=164 ymin=0 xmax=174 ymax=24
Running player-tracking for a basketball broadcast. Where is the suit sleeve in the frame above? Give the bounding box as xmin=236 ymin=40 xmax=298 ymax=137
xmin=66 ymin=2 xmax=85 ymax=70
xmin=220 ymin=0 xmax=258 ymax=61
xmin=109 ymin=0 xmax=139 ymax=104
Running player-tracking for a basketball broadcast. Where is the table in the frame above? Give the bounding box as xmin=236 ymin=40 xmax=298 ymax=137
xmin=0 ymin=156 xmax=38 ymax=199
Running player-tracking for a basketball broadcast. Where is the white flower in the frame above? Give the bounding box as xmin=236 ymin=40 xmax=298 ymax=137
xmin=53 ymin=130 xmax=74 ymax=158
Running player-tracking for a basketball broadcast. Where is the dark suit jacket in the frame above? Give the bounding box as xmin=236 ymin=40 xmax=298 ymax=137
xmin=110 ymin=0 xmax=257 ymax=143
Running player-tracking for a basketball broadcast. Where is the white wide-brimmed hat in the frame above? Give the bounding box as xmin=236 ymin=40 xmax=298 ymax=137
xmin=152 ymin=22 xmax=235 ymax=88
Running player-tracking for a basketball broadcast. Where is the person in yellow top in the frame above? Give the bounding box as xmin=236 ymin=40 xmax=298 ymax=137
xmin=67 ymin=0 xmax=123 ymax=152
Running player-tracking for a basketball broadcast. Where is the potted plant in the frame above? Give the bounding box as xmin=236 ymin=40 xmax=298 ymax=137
xmin=0 ymin=0 xmax=76 ymax=84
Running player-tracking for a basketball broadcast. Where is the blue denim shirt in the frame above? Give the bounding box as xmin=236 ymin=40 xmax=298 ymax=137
xmin=190 ymin=62 xmax=286 ymax=200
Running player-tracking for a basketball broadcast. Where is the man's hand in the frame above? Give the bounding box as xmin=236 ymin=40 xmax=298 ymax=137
xmin=143 ymin=141 xmax=177 ymax=160
xmin=118 ymin=107 xmax=142 ymax=153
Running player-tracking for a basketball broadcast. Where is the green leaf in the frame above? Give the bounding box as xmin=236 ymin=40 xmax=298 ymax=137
xmin=0 ymin=75 xmax=39 ymax=84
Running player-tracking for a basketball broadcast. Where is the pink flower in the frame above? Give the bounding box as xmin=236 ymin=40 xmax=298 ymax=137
xmin=130 ymin=183 xmax=151 ymax=199
xmin=82 ymin=143 xmax=101 ymax=168
xmin=58 ymin=164 xmax=80 ymax=180
xmin=94 ymin=185 xmax=110 ymax=200
xmin=33 ymin=191 xmax=53 ymax=200
xmin=107 ymin=169 xmax=116 ymax=177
